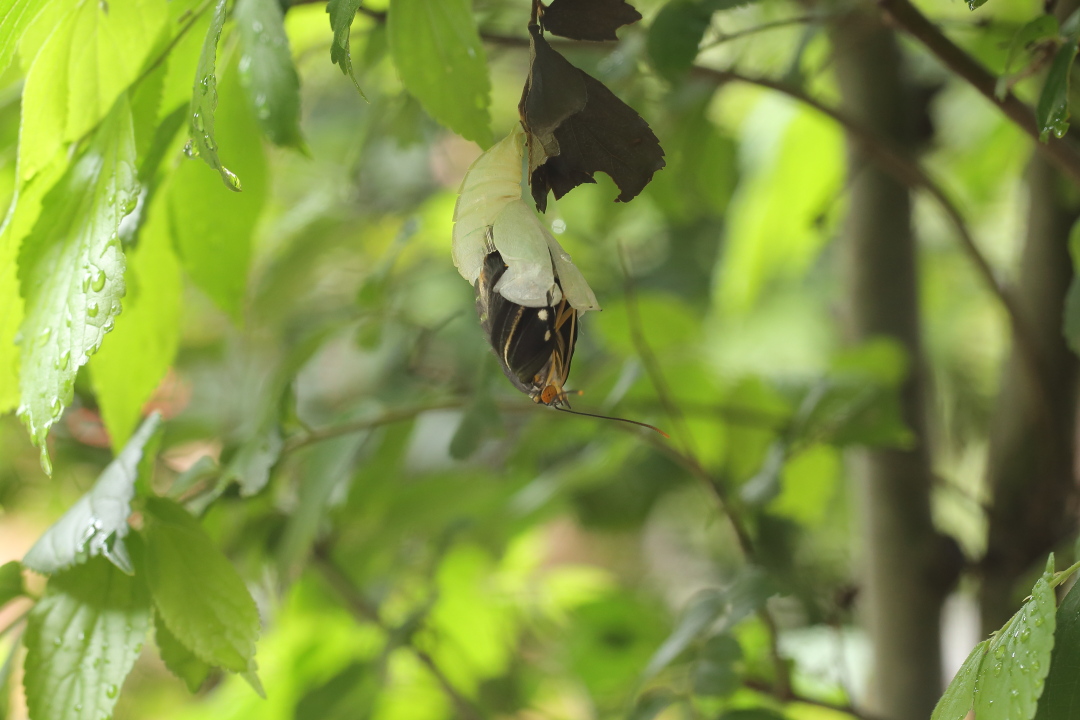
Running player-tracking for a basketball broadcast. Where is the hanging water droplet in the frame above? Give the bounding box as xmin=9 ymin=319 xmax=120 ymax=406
xmin=993 ymin=662 xmax=1003 ymax=676
xmin=37 ymin=326 xmax=51 ymax=346
xmin=103 ymin=318 xmax=115 ymax=333
xmin=183 ymin=140 xmax=197 ymax=158
xmin=200 ymin=74 xmax=212 ymax=92
xmin=223 ymin=168 xmax=242 ymax=192
xmin=91 ymin=267 xmax=106 ymax=292
xmin=1020 ymin=627 xmax=1031 ymax=642
xmin=106 ymin=684 xmax=118 ymax=699
xmin=52 ymin=637 xmax=62 ymax=647
xmin=39 ymin=446 xmax=53 ymax=475
xmin=1034 ymin=616 xmax=1044 ymax=627
xmin=87 ymin=302 xmax=100 ymax=318
xmin=1033 ymin=660 xmax=1042 ymax=673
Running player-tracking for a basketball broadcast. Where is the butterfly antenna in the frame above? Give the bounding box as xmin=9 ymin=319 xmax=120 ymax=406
xmin=551 ymin=405 xmax=670 ymax=438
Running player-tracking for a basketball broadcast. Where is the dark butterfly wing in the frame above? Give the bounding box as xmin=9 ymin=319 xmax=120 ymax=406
xmin=476 ymin=251 xmax=578 ymax=405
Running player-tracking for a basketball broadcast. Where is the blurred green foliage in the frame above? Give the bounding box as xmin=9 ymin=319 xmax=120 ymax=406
xmin=0 ymin=0 xmax=1075 ymax=718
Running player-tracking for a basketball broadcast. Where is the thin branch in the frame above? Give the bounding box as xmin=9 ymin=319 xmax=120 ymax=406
xmin=742 ymin=678 xmax=886 ymax=720
xmin=700 ymin=14 xmax=832 ymax=49
xmin=878 ymin=0 xmax=1080 ymax=187
xmin=314 ymin=552 xmax=487 ymax=720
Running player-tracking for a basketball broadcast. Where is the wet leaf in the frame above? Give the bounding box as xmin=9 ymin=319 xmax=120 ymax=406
xmin=188 ymin=0 xmax=241 ymax=190
xmin=932 ymin=640 xmax=987 ymax=720
xmin=23 ymin=557 xmax=151 ymax=720
xmin=235 ymin=0 xmax=304 ymax=148
xmin=17 ymin=99 xmax=139 ymax=471
xmin=89 ymin=186 xmax=182 ymax=453
xmin=388 ymin=0 xmax=491 ymax=146
xmin=1036 ymin=39 xmax=1077 ymax=142
xmin=1034 ymin=569 xmax=1080 ymax=719
xmin=23 ymin=414 xmax=162 ymax=575
xmin=524 ymin=30 xmax=664 ymax=211
xmin=973 ymin=555 xmax=1056 ymax=720
xmin=540 ymin=0 xmax=641 ymax=41
xmin=327 ymin=0 xmax=366 ymax=95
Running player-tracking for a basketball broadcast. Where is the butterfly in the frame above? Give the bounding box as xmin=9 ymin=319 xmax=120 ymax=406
xmin=476 ymin=249 xmax=578 ymax=407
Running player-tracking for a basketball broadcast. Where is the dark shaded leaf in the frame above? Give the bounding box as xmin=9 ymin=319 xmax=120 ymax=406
xmin=647 ymin=0 xmax=713 ymax=80
xmin=449 ymin=392 xmax=500 ymax=460
xmin=293 ymin=662 xmax=377 ymax=720
xmin=519 ymin=25 xmax=587 ymax=160
xmin=0 ymin=562 xmax=24 ymax=607
xmin=541 ymin=0 xmax=642 ymax=41
xmin=23 ymin=414 xmax=162 ymax=575
xmin=1035 ymin=570 xmax=1080 ymax=719
xmin=693 ymin=634 xmax=742 ymax=697
xmin=524 ymin=31 xmax=664 ymax=211
xmin=628 ymin=689 xmax=676 ymax=720
xmin=719 ymin=711 xmax=788 ymax=720
xmin=188 ymin=0 xmax=242 ymax=190
xmin=1063 ymin=219 xmax=1080 ymax=356
xmin=327 ymin=0 xmax=366 ymax=95
xmin=235 ymin=0 xmax=304 ymax=148
xmin=1036 ymin=39 xmax=1078 ymax=142
xmin=23 ymin=557 xmax=151 ymax=720
xmin=154 ymin=611 xmax=212 ymax=693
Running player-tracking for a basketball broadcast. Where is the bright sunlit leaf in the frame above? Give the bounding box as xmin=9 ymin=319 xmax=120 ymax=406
xmin=188 ymin=0 xmax=241 ymax=190
xmin=23 ymin=557 xmax=151 ymax=720
xmin=23 ymin=414 xmax=162 ymax=575
xmin=17 ymin=98 xmax=139 ymax=473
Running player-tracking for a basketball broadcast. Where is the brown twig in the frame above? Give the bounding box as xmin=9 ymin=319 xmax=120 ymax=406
xmin=878 ymin=0 xmax=1080 ymax=187
xmin=313 ymin=551 xmax=487 ymax=720
xmin=742 ymin=678 xmax=886 ymax=720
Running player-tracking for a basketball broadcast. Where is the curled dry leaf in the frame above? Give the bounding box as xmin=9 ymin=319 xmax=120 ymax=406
xmin=520 ymin=26 xmax=665 ymax=212
xmin=540 ymin=0 xmax=642 ymax=41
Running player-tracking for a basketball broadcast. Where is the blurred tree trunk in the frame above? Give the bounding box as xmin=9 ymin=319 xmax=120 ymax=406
xmin=830 ymin=13 xmax=956 ymax=720
xmin=979 ymin=156 xmax=1080 ymax=632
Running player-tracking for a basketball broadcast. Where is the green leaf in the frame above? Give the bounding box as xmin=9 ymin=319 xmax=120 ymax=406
xmin=968 ymin=0 xmax=989 ymax=9
xmin=973 ymin=557 xmax=1056 ymax=720
xmin=18 ymin=0 xmax=167 ymax=184
xmin=693 ymin=634 xmax=742 ymax=697
xmin=188 ymin=0 xmax=242 ymax=190
xmin=0 ymin=157 xmax=66 ymax=415
xmin=449 ymin=392 xmax=500 ymax=460
xmin=222 ymin=422 xmax=283 ymax=497
xmin=293 ymin=662 xmax=378 ymax=720
xmin=169 ymin=68 xmax=267 ymax=321
xmin=932 ymin=640 xmax=988 ymax=720
xmin=88 ymin=185 xmax=181 ymax=453
xmin=1062 ymin=218 xmax=1080 ymax=356
xmin=0 ymin=561 xmax=24 ymax=607
xmin=1035 ymin=571 xmax=1080 ymax=718
xmin=628 ymin=689 xmax=676 ymax=720
xmin=647 ymin=0 xmax=712 ymax=81
xmin=388 ymin=0 xmax=491 ymax=147
xmin=235 ymin=0 xmax=304 ymax=148
xmin=1002 ymin=16 xmax=1058 ymax=77
xmin=22 ymin=414 xmax=163 ymax=576
xmin=0 ymin=0 xmax=49 ymax=77
xmin=1036 ymin=39 xmax=1078 ymax=142
xmin=16 ymin=97 xmax=139 ymax=473
xmin=138 ymin=497 xmax=260 ymax=673
xmin=718 ymin=711 xmax=787 ymax=720
xmin=154 ymin=612 xmax=211 ymax=693
xmin=327 ymin=0 xmax=366 ymax=95
xmin=22 ymin=557 xmax=151 ymax=720
xmin=642 ymin=589 xmax=725 ymax=679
